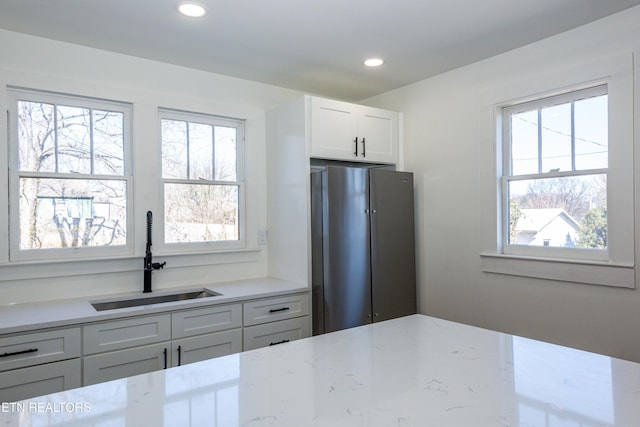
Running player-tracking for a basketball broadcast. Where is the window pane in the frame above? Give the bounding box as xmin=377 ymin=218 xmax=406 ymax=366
xmin=508 ymin=174 xmax=607 ymax=249
xmin=57 ymin=105 xmax=92 ymax=174
xmin=215 ymin=126 xmax=237 ymax=181
xmin=18 ymin=101 xmax=56 ymax=173
xmin=161 ymin=119 xmax=188 ymax=179
xmin=164 ymin=183 xmax=239 ymax=243
xmin=93 ymin=110 xmax=125 ymax=175
xmin=188 ymin=122 xmax=213 ymax=180
xmin=511 ymin=110 xmax=539 ymax=175
xmin=541 ymin=103 xmax=571 ymax=172
xmin=19 ymin=178 xmax=127 ymax=249
xmin=575 ymin=95 xmax=608 ymax=170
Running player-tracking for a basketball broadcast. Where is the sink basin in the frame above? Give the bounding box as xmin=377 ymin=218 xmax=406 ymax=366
xmin=91 ymin=289 xmax=221 ymax=311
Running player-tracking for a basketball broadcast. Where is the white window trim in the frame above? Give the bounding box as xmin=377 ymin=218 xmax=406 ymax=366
xmin=479 ymin=52 xmax=635 ymax=288
xmin=7 ymin=87 xmax=134 ymax=262
xmin=157 ymin=108 xmax=247 ymax=253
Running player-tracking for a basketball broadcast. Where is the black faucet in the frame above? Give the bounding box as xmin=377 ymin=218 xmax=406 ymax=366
xmin=144 ymin=211 xmax=166 ymax=293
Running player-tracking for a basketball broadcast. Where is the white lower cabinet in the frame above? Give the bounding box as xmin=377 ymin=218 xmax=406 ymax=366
xmin=0 ymin=292 xmax=311 ymax=394
xmin=242 ymin=293 xmax=311 ymax=351
xmin=83 ymin=342 xmax=170 ymax=386
xmin=243 ymin=317 xmax=310 ymax=351
xmin=0 ymin=358 xmax=81 ymax=402
xmin=172 ymin=329 xmax=242 ymax=367
xmin=0 ymin=327 xmax=81 ymax=402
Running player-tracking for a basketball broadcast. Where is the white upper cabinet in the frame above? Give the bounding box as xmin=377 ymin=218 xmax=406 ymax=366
xmin=309 ymin=97 xmax=398 ymax=164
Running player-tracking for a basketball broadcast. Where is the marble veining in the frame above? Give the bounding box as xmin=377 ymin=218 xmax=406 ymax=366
xmin=2 ymin=314 xmax=640 ymax=426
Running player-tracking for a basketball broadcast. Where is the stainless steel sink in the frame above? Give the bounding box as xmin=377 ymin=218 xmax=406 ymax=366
xmin=91 ymin=289 xmax=221 ymax=311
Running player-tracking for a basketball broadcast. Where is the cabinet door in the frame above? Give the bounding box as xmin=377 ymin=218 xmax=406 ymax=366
xmin=309 ymin=97 xmax=358 ymax=161
xmin=0 ymin=358 xmax=81 ymax=402
xmin=358 ymin=106 xmax=398 ymax=164
xmin=243 ymin=317 xmax=310 ymax=351
xmin=172 ymin=329 xmax=242 ymax=367
xmin=83 ymin=342 xmax=169 ymax=386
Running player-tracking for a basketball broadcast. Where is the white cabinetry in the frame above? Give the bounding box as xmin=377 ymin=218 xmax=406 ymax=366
xmin=84 ymin=343 xmax=169 ymax=385
xmin=310 ymin=97 xmax=398 ymax=164
xmin=83 ymin=314 xmax=171 ymax=385
xmin=171 ymin=304 xmax=242 ymax=367
xmin=242 ymin=294 xmax=310 ymax=351
xmin=83 ymin=305 xmax=243 ymax=385
xmin=0 ymin=328 xmax=81 ymax=401
xmin=266 ymin=96 xmax=401 ymax=286
xmin=0 ymin=288 xmax=310 ymax=398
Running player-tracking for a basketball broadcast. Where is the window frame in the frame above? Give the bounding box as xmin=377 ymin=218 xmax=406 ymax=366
xmin=501 ymin=84 xmax=609 ymax=262
xmin=7 ymin=88 xmax=134 ymax=261
xmin=158 ymin=108 xmax=247 ymax=253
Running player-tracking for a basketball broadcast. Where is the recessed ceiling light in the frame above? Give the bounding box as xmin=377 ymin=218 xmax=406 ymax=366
xmin=177 ymin=2 xmax=207 ymax=18
xmin=364 ymin=58 xmax=384 ymax=67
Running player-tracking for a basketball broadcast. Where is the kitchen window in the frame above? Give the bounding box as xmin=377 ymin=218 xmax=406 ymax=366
xmin=160 ymin=109 xmax=245 ymax=249
xmin=480 ymin=53 xmax=634 ymax=288
xmin=8 ymin=88 xmax=133 ymax=260
xmin=502 ymin=85 xmax=608 ymax=261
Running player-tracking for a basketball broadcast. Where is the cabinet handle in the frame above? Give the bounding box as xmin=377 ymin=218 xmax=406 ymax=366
xmin=269 ymin=307 xmax=290 ymax=313
xmin=163 ymin=348 xmax=167 ymax=369
xmin=177 ymin=345 xmax=182 ymax=366
xmin=269 ymin=339 xmax=290 ymax=346
xmin=0 ymin=348 xmax=38 ymax=358
xmin=362 ymin=137 xmax=366 ymax=157
xmin=353 ymin=137 xmax=358 ymax=156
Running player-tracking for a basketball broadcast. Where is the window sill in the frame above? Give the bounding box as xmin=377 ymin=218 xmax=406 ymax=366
xmin=0 ymin=248 xmax=262 ymax=283
xmin=480 ymin=253 xmax=635 ymax=289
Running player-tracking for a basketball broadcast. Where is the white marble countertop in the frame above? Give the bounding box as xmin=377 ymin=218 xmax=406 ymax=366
xmin=0 ymin=277 xmax=309 ymax=335
xmin=2 ymin=314 xmax=639 ymax=426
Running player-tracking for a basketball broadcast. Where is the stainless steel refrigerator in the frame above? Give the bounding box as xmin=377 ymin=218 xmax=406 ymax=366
xmin=311 ymin=164 xmax=417 ymax=335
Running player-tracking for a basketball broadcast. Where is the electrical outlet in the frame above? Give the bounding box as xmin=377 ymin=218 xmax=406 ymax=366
xmin=258 ymin=230 xmax=267 ymax=246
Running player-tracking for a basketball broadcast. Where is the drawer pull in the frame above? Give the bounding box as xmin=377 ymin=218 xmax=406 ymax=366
xmin=269 ymin=307 xmax=290 ymax=313
xmin=269 ymin=339 xmax=290 ymax=346
xmin=0 ymin=348 xmax=38 ymax=358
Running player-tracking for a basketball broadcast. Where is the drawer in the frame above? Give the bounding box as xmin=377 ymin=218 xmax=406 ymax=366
xmin=0 ymin=328 xmax=81 ymax=372
xmin=243 ymin=316 xmax=310 ymax=351
xmin=172 ymin=304 xmax=242 ymax=339
xmin=243 ymin=293 xmax=310 ymax=326
xmin=83 ymin=314 xmax=171 ymax=355
xmin=0 ymin=358 xmax=81 ymax=402
xmin=83 ymin=342 xmax=170 ymax=386
xmin=172 ymin=329 xmax=242 ymax=366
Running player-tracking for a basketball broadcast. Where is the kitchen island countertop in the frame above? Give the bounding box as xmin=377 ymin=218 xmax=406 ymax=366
xmin=1 ymin=314 xmax=639 ymax=426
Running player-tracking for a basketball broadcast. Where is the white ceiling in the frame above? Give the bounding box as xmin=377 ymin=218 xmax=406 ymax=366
xmin=1 ymin=0 xmax=639 ymax=101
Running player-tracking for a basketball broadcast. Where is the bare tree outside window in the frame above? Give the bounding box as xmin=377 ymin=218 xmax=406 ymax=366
xmin=160 ymin=114 xmax=242 ymax=244
xmin=16 ymin=97 xmax=128 ymax=251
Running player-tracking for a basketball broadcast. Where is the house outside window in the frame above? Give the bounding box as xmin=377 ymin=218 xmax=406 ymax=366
xmin=502 ymin=85 xmax=608 ymax=261
xmin=160 ymin=109 xmax=245 ymax=250
xmin=8 ymin=89 xmax=132 ymax=260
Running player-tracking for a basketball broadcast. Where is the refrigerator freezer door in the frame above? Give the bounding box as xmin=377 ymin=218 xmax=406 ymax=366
xmin=310 ymin=170 xmax=325 ymax=335
xmin=369 ymin=169 xmax=417 ymax=322
xmin=322 ymin=166 xmax=372 ymax=332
